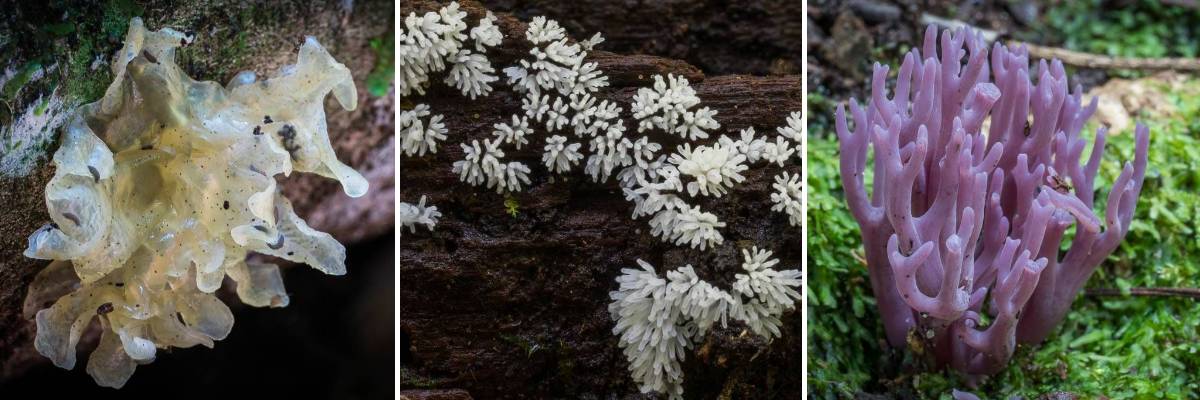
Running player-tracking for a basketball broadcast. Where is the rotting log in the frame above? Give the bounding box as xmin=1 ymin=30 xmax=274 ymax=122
xmin=400 ymin=1 xmax=803 ymax=398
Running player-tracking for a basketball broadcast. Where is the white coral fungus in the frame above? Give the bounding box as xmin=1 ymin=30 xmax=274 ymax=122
xmin=631 ymin=74 xmax=720 ymax=140
xmin=542 ymin=135 xmax=583 ymax=174
xmin=400 ymin=104 xmax=448 ymax=156
xmin=452 ymin=139 xmax=531 ymax=193
xmin=400 ymin=2 xmax=503 ymax=97
xmin=770 ymin=172 xmax=803 ymax=227
xmin=492 ymin=115 xmax=533 ymax=149
xmin=609 ymin=252 xmax=800 ymax=399
xmin=400 ymin=195 xmax=443 ymax=233
xmin=445 ymin=49 xmax=499 ymax=99
xmin=776 ymin=111 xmax=803 ymax=142
xmin=504 ymin=16 xmax=609 ymax=99
xmin=672 ymin=143 xmax=749 ymax=197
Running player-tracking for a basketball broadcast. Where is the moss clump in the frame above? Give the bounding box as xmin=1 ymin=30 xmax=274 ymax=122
xmin=101 ymin=0 xmax=143 ymax=41
xmin=63 ymin=39 xmax=112 ymax=104
xmin=2 ymin=61 xmax=42 ymax=102
xmin=366 ymin=33 xmax=395 ymax=97
xmin=1044 ymin=0 xmax=1200 ymax=78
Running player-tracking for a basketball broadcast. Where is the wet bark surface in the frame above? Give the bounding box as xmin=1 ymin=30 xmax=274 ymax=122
xmin=0 ymin=0 xmax=395 ymax=395
xmin=400 ymin=1 xmax=803 ymax=398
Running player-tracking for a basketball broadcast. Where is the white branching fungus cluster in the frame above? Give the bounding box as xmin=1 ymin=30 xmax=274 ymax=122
xmin=399 ymin=195 xmax=442 ymax=233
xmin=771 ymin=171 xmax=803 ymax=227
xmin=400 ymin=2 xmax=509 ymax=222
xmin=632 ymin=74 xmax=721 ymax=141
xmin=400 ymin=104 xmax=448 ymax=157
xmin=505 ymin=17 xmax=608 ymax=97
xmin=623 ymin=85 xmax=801 ymax=250
xmin=452 ymin=138 xmax=532 ymax=193
xmin=399 ymin=3 xmax=506 ymax=161
xmin=399 ymin=2 xmax=503 ymax=98
xmin=442 ymin=15 xmax=623 ymax=193
xmin=609 ymin=247 xmax=801 ymax=399
xmin=672 ymin=143 xmax=748 ymax=197
xmin=505 ymin=17 xmax=619 ymax=183
xmin=767 ymin=112 xmax=804 ymax=227
xmin=493 ymin=115 xmax=533 ymax=149
xmin=542 ymin=135 xmax=583 ymax=174
xmin=400 ymin=3 xmax=803 ymax=239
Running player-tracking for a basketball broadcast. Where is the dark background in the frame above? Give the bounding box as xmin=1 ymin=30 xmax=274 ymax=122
xmin=1 ymin=234 xmax=395 ymax=399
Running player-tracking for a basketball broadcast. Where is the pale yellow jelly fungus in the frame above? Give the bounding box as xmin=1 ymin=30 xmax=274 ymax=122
xmin=22 ymin=18 xmax=367 ymax=388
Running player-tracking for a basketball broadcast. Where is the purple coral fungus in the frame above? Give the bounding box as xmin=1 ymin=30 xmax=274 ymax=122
xmin=835 ymin=25 xmax=1149 ymax=380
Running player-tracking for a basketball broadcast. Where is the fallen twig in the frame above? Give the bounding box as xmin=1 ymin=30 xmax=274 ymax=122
xmin=1085 ymin=287 xmax=1200 ymax=299
xmin=1014 ymin=42 xmax=1200 ymax=72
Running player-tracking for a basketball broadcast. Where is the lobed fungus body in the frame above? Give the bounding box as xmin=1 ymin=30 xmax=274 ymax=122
xmin=23 ymin=18 xmax=366 ymax=388
xmin=836 ymin=26 xmax=1149 ymax=381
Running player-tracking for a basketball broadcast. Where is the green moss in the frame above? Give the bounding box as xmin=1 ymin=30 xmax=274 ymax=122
xmin=1043 ymin=0 xmax=1200 ymax=78
xmin=366 ymin=33 xmax=394 ymax=97
xmin=0 ymin=1 xmax=133 ymax=106
xmin=42 ymin=22 xmax=76 ymax=37
xmin=2 ymin=61 xmax=42 ymax=102
xmin=805 ymin=135 xmax=881 ymax=399
xmin=63 ymin=39 xmax=112 ymax=104
xmin=101 ymin=0 xmax=143 ymax=41
xmin=210 ymin=30 xmax=250 ymax=79
xmin=33 ymin=96 xmax=50 ymax=116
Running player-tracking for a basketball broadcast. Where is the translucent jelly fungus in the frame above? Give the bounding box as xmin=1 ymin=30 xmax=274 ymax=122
xmin=23 ymin=18 xmax=367 ymax=388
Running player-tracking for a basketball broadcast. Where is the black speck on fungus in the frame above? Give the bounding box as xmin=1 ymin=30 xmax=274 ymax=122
xmin=277 ymin=124 xmax=300 ymax=160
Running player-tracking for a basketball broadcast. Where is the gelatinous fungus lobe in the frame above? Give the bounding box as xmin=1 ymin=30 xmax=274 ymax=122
xmin=22 ymin=18 xmax=367 ymax=388
xmin=835 ymin=26 xmax=1148 ymax=381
